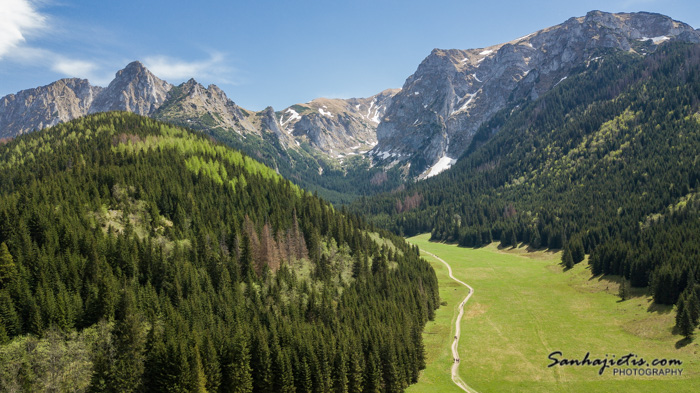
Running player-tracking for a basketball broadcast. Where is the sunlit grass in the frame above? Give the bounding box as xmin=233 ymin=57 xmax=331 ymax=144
xmin=407 ymin=234 xmax=699 ymax=393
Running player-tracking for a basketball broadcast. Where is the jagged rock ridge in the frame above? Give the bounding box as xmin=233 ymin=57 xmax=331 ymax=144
xmin=0 ymin=79 xmax=101 ymax=138
xmin=0 ymin=63 xmax=396 ymax=161
xmin=89 ymin=61 xmax=172 ymax=115
xmin=277 ymin=89 xmax=399 ymax=157
xmin=375 ymin=10 xmax=700 ymax=178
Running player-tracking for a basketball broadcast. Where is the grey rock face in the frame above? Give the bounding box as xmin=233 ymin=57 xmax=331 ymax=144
xmin=0 ymin=59 xmax=396 ymax=166
xmin=257 ymin=106 xmax=294 ymax=146
xmin=278 ymin=89 xmax=399 ymax=156
xmin=0 ymin=61 xmax=171 ymax=138
xmin=89 ymin=61 xmax=172 ymax=115
xmin=152 ymin=78 xmax=259 ymax=138
xmin=376 ymin=11 xmax=700 ymax=177
xmin=0 ymin=78 xmax=100 ymax=138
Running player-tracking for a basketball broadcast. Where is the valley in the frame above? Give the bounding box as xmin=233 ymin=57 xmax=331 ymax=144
xmin=407 ymin=234 xmax=699 ymax=393
xmin=1 ymin=5 xmax=700 ymax=392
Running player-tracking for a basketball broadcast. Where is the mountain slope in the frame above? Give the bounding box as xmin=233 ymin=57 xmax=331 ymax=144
xmin=0 ymin=78 xmax=101 ymax=138
xmin=0 ymin=64 xmax=401 ymax=204
xmin=152 ymin=78 xmax=261 ymax=137
xmin=89 ymin=61 xmax=172 ymax=115
xmin=375 ymin=11 xmax=700 ymax=177
xmin=0 ymin=112 xmax=438 ymax=392
xmin=279 ymin=89 xmax=399 ymax=156
xmin=358 ymin=42 xmax=700 ymax=323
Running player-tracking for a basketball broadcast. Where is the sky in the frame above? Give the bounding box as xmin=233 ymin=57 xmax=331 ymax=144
xmin=1 ymin=0 xmax=699 ymax=111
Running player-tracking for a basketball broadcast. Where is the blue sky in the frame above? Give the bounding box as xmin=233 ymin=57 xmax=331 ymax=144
xmin=1 ymin=0 xmax=699 ymax=111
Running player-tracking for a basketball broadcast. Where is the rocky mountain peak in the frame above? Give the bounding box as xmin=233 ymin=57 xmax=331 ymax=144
xmin=152 ymin=79 xmax=258 ymax=137
xmin=277 ymin=89 xmax=399 ymax=157
xmin=375 ymin=11 xmax=700 ymax=178
xmin=89 ymin=61 xmax=172 ymax=116
xmin=0 ymin=78 xmax=101 ymax=138
xmin=120 ymin=60 xmax=148 ymax=75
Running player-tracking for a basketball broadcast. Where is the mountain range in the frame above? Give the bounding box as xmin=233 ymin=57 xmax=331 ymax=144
xmin=1 ymin=10 xmax=699 ymax=186
xmin=0 ymin=61 xmax=396 ymax=164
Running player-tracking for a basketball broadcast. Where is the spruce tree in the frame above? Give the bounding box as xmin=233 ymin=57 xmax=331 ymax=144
xmin=109 ymin=291 xmax=146 ymax=393
xmin=510 ymin=230 xmax=518 ymax=249
xmin=571 ymin=239 xmax=585 ymax=264
xmin=678 ymin=306 xmax=695 ymax=339
xmin=619 ymin=278 xmax=630 ymax=301
xmin=0 ymin=290 xmax=20 ymax=337
xmin=562 ymin=247 xmax=574 ymax=269
xmin=0 ymin=242 xmax=16 ymax=289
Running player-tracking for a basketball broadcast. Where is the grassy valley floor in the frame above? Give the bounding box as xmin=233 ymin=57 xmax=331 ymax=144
xmin=406 ymin=234 xmax=699 ymax=393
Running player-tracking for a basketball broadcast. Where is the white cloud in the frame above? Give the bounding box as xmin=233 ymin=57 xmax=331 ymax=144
xmin=0 ymin=1 xmax=115 ymax=86
xmin=6 ymin=44 xmax=112 ymax=84
xmin=143 ymin=52 xmax=239 ymax=85
xmin=0 ymin=0 xmax=46 ymax=59
xmin=51 ymin=58 xmax=97 ymax=78
xmin=49 ymin=56 xmax=115 ymax=86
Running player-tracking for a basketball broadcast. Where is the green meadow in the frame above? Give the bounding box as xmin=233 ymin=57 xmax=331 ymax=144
xmin=406 ymin=234 xmax=699 ymax=393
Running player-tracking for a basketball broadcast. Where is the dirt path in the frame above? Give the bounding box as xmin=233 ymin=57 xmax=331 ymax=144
xmin=422 ymin=250 xmax=479 ymax=393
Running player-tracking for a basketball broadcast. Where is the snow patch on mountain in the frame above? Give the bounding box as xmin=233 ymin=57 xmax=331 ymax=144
xmin=554 ymin=76 xmax=568 ymax=87
xmin=639 ymin=35 xmax=671 ymax=44
xmin=425 ymin=156 xmax=457 ymax=178
xmin=452 ymin=93 xmax=477 ymax=115
xmin=280 ymin=108 xmax=301 ymax=132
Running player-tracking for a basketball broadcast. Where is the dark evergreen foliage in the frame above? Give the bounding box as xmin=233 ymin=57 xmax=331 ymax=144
xmin=0 ymin=112 xmax=439 ymax=391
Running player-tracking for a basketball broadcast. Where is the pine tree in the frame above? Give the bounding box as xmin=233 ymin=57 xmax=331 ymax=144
xmin=222 ymin=332 xmax=253 ymax=393
xmin=201 ymin=336 xmax=222 ymax=392
xmin=347 ymin=345 xmax=364 ymax=393
xmin=676 ymin=285 xmax=700 ymax=330
xmin=571 ymin=239 xmax=585 ymax=264
xmin=187 ymin=344 xmax=208 ymax=393
xmin=239 ymin=232 xmax=255 ymax=282
xmin=0 ymin=320 xmax=7 ymax=344
xmin=509 ymin=230 xmax=517 ymax=249
xmin=0 ymin=242 xmax=16 ymax=289
xmin=251 ymin=331 xmax=273 ymax=393
xmin=678 ymin=306 xmax=695 ymax=339
xmin=531 ymin=228 xmax=541 ymax=249
xmin=364 ymin=347 xmax=384 ymax=393
xmin=332 ymin=349 xmax=349 ymax=393
xmin=0 ymin=290 xmax=20 ymax=337
xmin=562 ymin=247 xmax=574 ymax=269
xmin=619 ymin=278 xmax=630 ymax=301
xmin=271 ymin=343 xmax=295 ymax=393
xmin=352 ymin=252 xmax=363 ymax=279
xmin=110 ymin=291 xmax=146 ymax=393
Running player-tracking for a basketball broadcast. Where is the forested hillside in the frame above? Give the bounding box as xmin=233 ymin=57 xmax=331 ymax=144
xmin=0 ymin=112 xmax=439 ymax=392
xmin=201 ymin=124 xmax=405 ymax=205
xmin=356 ymin=43 xmax=700 ymax=333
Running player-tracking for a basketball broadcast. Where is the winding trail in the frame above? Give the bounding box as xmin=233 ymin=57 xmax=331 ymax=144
xmin=422 ymin=249 xmax=479 ymax=393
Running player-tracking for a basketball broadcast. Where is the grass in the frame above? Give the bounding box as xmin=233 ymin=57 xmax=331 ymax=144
xmin=406 ymin=234 xmax=699 ymax=393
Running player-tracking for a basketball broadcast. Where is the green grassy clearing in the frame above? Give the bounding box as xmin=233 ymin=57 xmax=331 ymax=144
xmin=407 ymin=234 xmax=699 ymax=393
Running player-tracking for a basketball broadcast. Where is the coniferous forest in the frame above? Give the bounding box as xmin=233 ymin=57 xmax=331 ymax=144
xmin=0 ymin=113 xmax=439 ymax=392
xmin=354 ymin=43 xmax=700 ymax=334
